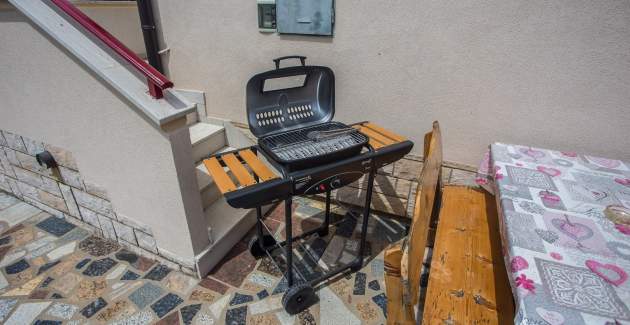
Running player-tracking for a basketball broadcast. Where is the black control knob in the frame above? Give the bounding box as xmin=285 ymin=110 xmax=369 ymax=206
xmin=330 ymin=178 xmax=342 ymax=189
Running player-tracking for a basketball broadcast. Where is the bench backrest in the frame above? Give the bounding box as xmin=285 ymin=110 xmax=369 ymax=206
xmin=401 ymin=121 xmax=443 ymax=306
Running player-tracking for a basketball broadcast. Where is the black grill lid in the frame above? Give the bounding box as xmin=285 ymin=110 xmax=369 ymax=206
xmin=246 ymin=56 xmax=335 ymax=138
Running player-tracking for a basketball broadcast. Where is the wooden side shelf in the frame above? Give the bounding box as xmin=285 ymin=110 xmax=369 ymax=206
xmin=353 ymin=122 xmax=406 ymax=149
xmin=203 ymin=149 xmax=279 ymax=194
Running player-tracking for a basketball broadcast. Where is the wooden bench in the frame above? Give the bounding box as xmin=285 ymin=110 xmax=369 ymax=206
xmin=384 ymin=122 xmax=514 ymax=325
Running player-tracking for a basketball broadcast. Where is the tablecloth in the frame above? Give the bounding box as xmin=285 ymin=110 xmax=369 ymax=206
xmin=478 ymin=143 xmax=630 ymax=324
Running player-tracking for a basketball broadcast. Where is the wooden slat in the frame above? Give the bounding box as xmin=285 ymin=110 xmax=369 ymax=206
xmin=238 ymin=149 xmax=277 ymax=181
xmin=385 ymin=121 xmax=442 ymax=325
xmin=222 ymin=153 xmax=256 ymax=187
xmin=358 ymin=126 xmax=396 ymax=146
xmin=423 ymin=186 xmax=514 ymax=325
xmin=352 ymin=124 xmax=386 ymax=149
xmin=384 ymin=244 xmax=415 ymax=325
xmin=423 ymin=186 xmax=473 ymax=324
xmin=364 ymin=122 xmax=406 ymax=142
xmin=368 ymin=138 xmax=385 ymax=149
xmin=203 ymin=157 xmax=237 ymax=193
xmin=401 ymin=121 xmax=442 ymax=307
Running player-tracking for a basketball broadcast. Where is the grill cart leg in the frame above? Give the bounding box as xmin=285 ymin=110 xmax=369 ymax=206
xmin=317 ymin=190 xmax=332 ymax=237
xmin=284 ymin=197 xmax=294 ymax=287
xmin=353 ymin=166 xmax=376 ymax=271
xmin=281 ymin=196 xmax=319 ymax=315
xmin=248 ymin=206 xmax=277 ymax=259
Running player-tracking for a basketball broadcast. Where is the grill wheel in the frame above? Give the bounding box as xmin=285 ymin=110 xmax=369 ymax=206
xmin=248 ymin=235 xmax=277 ymax=259
xmin=282 ymin=283 xmax=318 ymax=315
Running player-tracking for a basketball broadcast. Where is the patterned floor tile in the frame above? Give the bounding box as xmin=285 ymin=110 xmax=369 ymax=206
xmin=258 ymin=258 xmax=282 ymax=278
xmin=39 ymin=276 xmax=54 ymax=288
xmin=0 ymin=245 xmax=13 ymax=262
xmin=353 ymin=272 xmax=366 ymax=295
xmin=298 ymin=309 xmax=317 ymax=325
xmin=58 ymin=227 xmax=90 ymax=244
xmin=5 ymin=259 xmax=29 ymax=274
xmin=45 ymin=302 xmax=78 ymax=320
xmin=208 ymin=241 xmax=257 ymax=287
xmin=95 ymin=299 xmax=136 ymax=322
xmin=50 ymin=272 xmax=81 ymax=294
xmin=155 ymin=311 xmax=180 ymax=325
xmin=75 ymin=279 xmax=107 ymax=300
xmin=110 ymin=309 xmax=154 ymax=325
xmin=368 ymin=279 xmax=380 ymax=291
xmin=248 ymin=296 xmax=281 ymax=315
xmin=115 ymin=248 xmax=139 ymax=264
xmin=80 ymin=297 xmax=107 ymax=318
xmin=132 ymin=255 xmax=156 ymax=272
xmin=106 ymin=264 xmax=128 ymax=280
xmin=229 ymin=292 xmax=253 ymax=306
xmin=180 ymin=303 xmax=201 ymax=325
xmin=121 ymin=270 xmax=140 ymax=280
xmin=151 ymin=293 xmax=184 ymax=318
xmin=198 ymin=277 xmax=228 ymax=294
xmin=37 ymin=261 xmax=60 ymax=275
xmin=225 ymin=305 xmax=248 ymax=324
xmin=33 ymin=319 xmax=62 ymax=325
xmin=163 ymin=272 xmax=197 ymax=295
xmin=78 ymin=236 xmax=119 ymax=256
xmin=74 ymin=258 xmax=92 ymax=270
xmin=28 ymin=289 xmax=48 ymax=299
xmin=356 ymin=300 xmax=380 ymax=323
xmin=0 ymin=236 xmax=11 ymax=245
xmin=142 ymin=265 xmax=170 ymax=281
xmin=189 ymin=289 xmax=216 ymax=303
xmin=371 ymin=293 xmax=387 ymax=316
xmin=129 ymin=282 xmax=164 ymax=309
xmin=81 ymin=258 xmax=115 ymax=277
xmin=257 ymin=289 xmax=269 ymax=300
xmin=0 ymin=192 xmax=413 ymax=325
xmin=4 ymin=301 xmax=51 ymax=325
xmin=248 ymin=313 xmax=279 ymax=325
xmin=35 ymin=216 xmax=75 ymax=237
xmin=46 ymin=241 xmax=76 ymax=260
xmin=0 ymin=299 xmax=18 ymax=321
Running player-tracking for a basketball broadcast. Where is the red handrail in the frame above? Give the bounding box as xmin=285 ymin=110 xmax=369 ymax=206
xmin=50 ymin=0 xmax=173 ymax=99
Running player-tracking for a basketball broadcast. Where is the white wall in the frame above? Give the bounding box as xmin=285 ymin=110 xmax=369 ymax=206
xmin=155 ymin=0 xmax=630 ymax=166
xmin=0 ymin=10 xmax=199 ymax=262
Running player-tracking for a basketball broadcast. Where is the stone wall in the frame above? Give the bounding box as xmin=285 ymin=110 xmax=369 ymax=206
xmin=0 ymin=129 xmax=195 ymax=275
xmin=334 ymin=154 xmax=479 ymax=218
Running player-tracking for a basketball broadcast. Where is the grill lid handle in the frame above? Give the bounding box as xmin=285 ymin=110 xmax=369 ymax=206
xmin=273 ymin=55 xmax=307 ymax=69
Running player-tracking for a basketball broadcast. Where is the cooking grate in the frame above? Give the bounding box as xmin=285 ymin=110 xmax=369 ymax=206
xmin=260 ymin=122 xmax=367 ymax=161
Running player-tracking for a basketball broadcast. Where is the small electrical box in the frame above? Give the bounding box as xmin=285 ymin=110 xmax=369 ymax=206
xmin=257 ymin=0 xmax=276 ymax=33
xmin=276 ymin=0 xmax=334 ymax=36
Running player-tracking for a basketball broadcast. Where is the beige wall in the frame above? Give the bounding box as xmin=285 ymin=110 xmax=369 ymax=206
xmin=79 ymin=3 xmax=145 ymax=56
xmin=155 ymin=0 xmax=630 ymax=165
xmin=0 ymin=10 xmax=199 ymax=262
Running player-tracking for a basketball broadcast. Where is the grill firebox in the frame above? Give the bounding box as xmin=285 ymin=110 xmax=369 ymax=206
xmin=259 ymin=121 xmax=368 ymax=170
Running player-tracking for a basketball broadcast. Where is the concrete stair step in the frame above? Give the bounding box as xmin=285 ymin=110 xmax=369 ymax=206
xmin=202 ymin=198 xmax=272 ymax=271
xmin=189 ymin=122 xmax=226 ymax=163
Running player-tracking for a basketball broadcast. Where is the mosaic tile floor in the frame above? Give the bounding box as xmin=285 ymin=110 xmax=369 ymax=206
xmin=0 ymin=189 xmax=414 ymax=324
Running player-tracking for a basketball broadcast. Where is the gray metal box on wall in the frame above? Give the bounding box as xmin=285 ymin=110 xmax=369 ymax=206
xmin=276 ymin=0 xmax=334 ymax=36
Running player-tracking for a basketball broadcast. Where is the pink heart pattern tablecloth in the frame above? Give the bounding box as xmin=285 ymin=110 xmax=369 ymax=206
xmin=479 ymin=143 xmax=630 ymax=324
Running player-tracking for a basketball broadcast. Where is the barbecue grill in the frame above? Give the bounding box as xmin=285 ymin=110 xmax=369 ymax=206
xmin=203 ymin=56 xmax=413 ymax=315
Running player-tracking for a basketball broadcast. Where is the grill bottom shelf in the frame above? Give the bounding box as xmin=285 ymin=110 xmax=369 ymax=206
xmin=257 ymin=210 xmax=369 ymax=289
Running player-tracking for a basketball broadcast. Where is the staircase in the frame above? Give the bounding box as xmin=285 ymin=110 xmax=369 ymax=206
xmin=188 ymin=120 xmax=269 ymax=271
